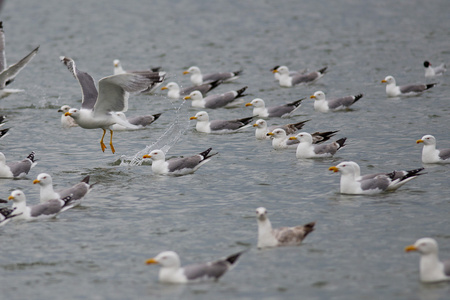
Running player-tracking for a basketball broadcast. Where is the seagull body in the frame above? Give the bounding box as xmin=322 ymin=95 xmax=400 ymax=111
xmin=256 ymin=207 xmax=315 ymax=249
xmin=58 ymin=105 xmax=78 ymax=128
xmin=183 ymin=66 xmax=242 ymax=86
xmin=266 ymin=128 xmax=299 ymax=150
xmin=273 ymin=65 xmax=327 ymax=87
xmin=113 ymin=59 xmax=166 ymax=94
xmin=381 ymin=75 xmax=436 ymax=97
xmin=424 ymin=61 xmax=446 ymax=77
xmin=329 ymin=161 xmax=425 ymax=195
xmin=0 ymin=151 xmax=36 ymax=178
xmin=289 ymin=132 xmax=346 ymax=158
xmin=146 ymin=250 xmax=245 ymax=283
xmin=416 ymin=135 xmax=450 ymax=164
xmin=253 ymin=119 xmax=309 ymax=140
xmin=183 ymin=86 xmax=247 ymax=109
xmin=161 ymin=80 xmax=222 ymax=99
xmin=190 ymin=111 xmax=253 ymax=133
xmin=405 ymin=238 xmax=450 ymax=283
xmin=60 ymin=56 xmax=163 ymax=153
xmin=8 ymin=190 xmax=74 ymax=221
xmin=245 ymin=98 xmax=303 ymax=118
xmin=271 ymin=65 xmax=308 ymax=81
xmin=143 ymin=148 xmax=216 ymax=175
xmin=311 ymin=91 xmax=363 ymax=112
xmin=110 ymin=112 xmax=161 ymax=131
xmin=0 ymin=22 xmax=39 ymax=98
xmin=33 ymin=173 xmax=93 ymax=205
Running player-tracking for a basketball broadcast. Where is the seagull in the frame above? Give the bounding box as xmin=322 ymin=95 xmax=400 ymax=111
xmin=183 ymin=66 xmax=242 ymax=85
xmin=416 ymin=135 xmax=450 ymax=164
xmin=266 ymin=128 xmax=300 ymax=150
xmin=256 ymin=207 xmax=315 ymax=249
xmin=58 ymin=105 xmax=78 ymax=128
xmin=60 ymin=56 xmax=163 ymax=153
xmin=423 ymin=61 xmax=446 ymax=77
xmin=7 ymin=190 xmax=75 ymax=221
xmin=328 ymin=161 xmax=425 ymax=194
xmin=146 ymin=250 xmax=246 ymax=283
xmin=272 ymin=65 xmax=327 ymax=87
xmin=381 ymin=75 xmax=436 ymax=97
xmin=110 ymin=112 xmax=162 ymax=131
xmin=183 ymin=86 xmax=247 ymax=109
xmin=0 ymin=151 xmax=37 ymax=178
xmin=252 ymin=119 xmax=309 ymax=140
xmin=113 ymin=59 xmax=166 ymax=94
xmin=245 ymin=98 xmax=304 ymax=118
xmin=161 ymin=80 xmax=222 ymax=99
xmin=405 ymin=238 xmax=450 ymax=283
xmin=271 ymin=65 xmax=308 ymax=81
xmin=190 ymin=111 xmax=253 ymax=133
xmin=289 ymin=132 xmax=346 ymax=158
xmin=0 ymin=22 xmax=39 ymax=98
xmin=310 ymin=91 xmax=363 ymax=112
xmin=142 ymin=148 xmax=217 ymax=175
xmin=33 ymin=173 xmax=93 ymax=205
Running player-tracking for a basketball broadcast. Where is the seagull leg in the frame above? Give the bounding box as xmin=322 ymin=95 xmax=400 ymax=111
xmin=100 ymin=129 xmax=107 ymax=152
xmin=109 ymin=130 xmax=115 ymax=154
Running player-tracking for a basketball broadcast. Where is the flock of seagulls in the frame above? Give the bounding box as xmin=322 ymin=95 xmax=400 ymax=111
xmin=0 ymin=18 xmax=449 ymax=285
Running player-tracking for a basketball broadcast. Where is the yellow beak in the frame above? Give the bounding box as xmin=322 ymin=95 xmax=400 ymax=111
xmin=252 ymin=123 xmax=258 ymax=127
xmin=272 ymin=69 xmax=278 ymax=73
xmin=189 ymin=116 xmax=197 ymax=120
xmin=143 ymin=155 xmax=152 ymax=159
xmin=64 ymin=112 xmax=72 ymax=116
xmin=33 ymin=180 xmax=40 ymax=184
xmin=146 ymin=258 xmax=158 ymax=265
xmin=8 ymin=195 xmax=14 ymax=200
xmin=416 ymin=139 xmax=424 ymax=144
xmin=245 ymin=103 xmax=253 ymax=107
xmin=267 ymin=132 xmax=274 ymax=136
xmin=404 ymin=245 xmax=417 ymax=252
xmin=183 ymin=96 xmax=191 ymax=100
xmin=310 ymin=95 xmax=316 ymax=99
xmin=381 ymin=80 xmax=387 ymax=83
xmin=161 ymin=86 xmax=168 ymax=90
xmin=183 ymin=71 xmax=190 ymax=75
xmin=329 ymin=166 xmax=339 ymax=172
xmin=288 ymin=136 xmax=297 ymax=140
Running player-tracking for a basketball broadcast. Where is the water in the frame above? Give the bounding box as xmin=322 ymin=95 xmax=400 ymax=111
xmin=1 ymin=0 xmax=450 ymax=299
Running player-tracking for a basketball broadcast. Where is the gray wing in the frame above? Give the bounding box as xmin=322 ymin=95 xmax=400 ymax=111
xmin=203 ymin=72 xmax=235 ymax=82
xmin=0 ymin=22 xmax=5 ymax=73
xmin=0 ymin=46 xmax=39 ymax=89
xmin=167 ymin=155 xmax=203 ymax=172
xmin=127 ymin=115 xmax=158 ymax=127
xmin=291 ymin=72 xmax=318 ymax=85
xmin=438 ymin=148 xmax=450 ymax=160
xmin=359 ymin=176 xmax=390 ymax=192
xmin=313 ymin=143 xmax=339 ymax=155
xmin=94 ymin=73 xmax=155 ymax=115
xmin=60 ymin=57 xmax=98 ymax=110
xmin=183 ymin=261 xmax=228 ymax=281
xmin=57 ymin=182 xmax=89 ymax=201
xmin=209 ymin=118 xmax=251 ymax=131
xmin=204 ymin=91 xmax=237 ymax=109
xmin=181 ymin=80 xmax=221 ymax=96
xmin=30 ymin=200 xmax=62 ymax=217
xmin=7 ymin=160 xmax=32 ymax=177
xmin=327 ymin=96 xmax=357 ymax=109
xmin=281 ymin=120 xmax=309 ymax=135
xmin=399 ymin=84 xmax=427 ymax=94
xmin=273 ymin=223 xmax=314 ymax=245
xmin=267 ymin=105 xmax=296 ymax=117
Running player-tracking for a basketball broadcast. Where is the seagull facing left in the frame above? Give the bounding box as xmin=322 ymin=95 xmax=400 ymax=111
xmin=381 ymin=75 xmax=436 ymax=97
xmin=60 ymin=56 xmax=164 ymax=153
xmin=146 ymin=250 xmax=246 ymax=283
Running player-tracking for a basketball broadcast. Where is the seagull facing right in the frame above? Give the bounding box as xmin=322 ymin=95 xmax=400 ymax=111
xmin=423 ymin=61 xmax=446 ymax=77
xmin=272 ymin=65 xmax=327 ymax=87
xmin=146 ymin=250 xmax=246 ymax=283
xmin=416 ymin=135 xmax=450 ymax=164
xmin=381 ymin=75 xmax=436 ymax=97
xmin=256 ymin=207 xmax=315 ymax=249
xmin=310 ymin=91 xmax=363 ymax=112
xmin=328 ymin=161 xmax=425 ymax=194
xmin=0 ymin=151 xmax=37 ymax=178
xmin=405 ymin=237 xmax=450 ymax=283
xmin=0 ymin=22 xmax=40 ymax=98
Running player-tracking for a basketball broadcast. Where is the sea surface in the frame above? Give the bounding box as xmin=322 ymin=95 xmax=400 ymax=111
xmin=0 ymin=0 xmax=449 ymax=299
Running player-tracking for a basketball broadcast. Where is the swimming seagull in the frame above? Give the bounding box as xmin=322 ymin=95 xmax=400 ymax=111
xmin=310 ymin=91 xmax=364 ymax=112
xmin=416 ymin=134 xmax=450 ymax=164
xmin=0 ymin=22 xmax=39 ymax=98
xmin=161 ymin=80 xmax=222 ymax=99
xmin=183 ymin=66 xmax=242 ymax=86
xmin=58 ymin=105 xmax=78 ymax=128
xmin=328 ymin=161 xmax=425 ymax=194
xmin=405 ymin=237 xmax=450 ymax=283
xmin=7 ymin=190 xmax=75 ymax=221
xmin=289 ymin=132 xmax=346 ymax=158
xmin=110 ymin=112 xmax=162 ymax=131
xmin=183 ymin=86 xmax=248 ymax=109
xmin=245 ymin=98 xmax=304 ymax=118
xmin=142 ymin=148 xmax=217 ymax=175
xmin=423 ymin=61 xmax=446 ymax=77
xmin=381 ymin=75 xmax=436 ymax=97
xmin=252 ymin=119 xmax=310 ymax=140
xmin=146 ymin=250 xmax=246 ymax=283
xmin=271 ymin=65 xmax=308 ymax=81
xmin=266 ymin=128 xmax=300 ymax=150
xmin=273 ymin=65 xmax=327 ymax=87
xmin=256 ymin=207 xmax=315 ymax=249
xmin=33 ymin=173 xmax=94 ymax=205
xmin=60 ymin=56 xmax=163 ymax=153
xmin=190 ymin=111 xmax=253 ymax=133
xmin=0 ymin=151 xmax=37 ymax=178
xmin=113 ymin=59 xmax=166 ymax=94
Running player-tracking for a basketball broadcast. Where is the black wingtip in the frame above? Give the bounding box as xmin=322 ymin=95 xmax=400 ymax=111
xmin=236 ymin=86 xmax=248 ymax=97
xmin=426 ymin=83 xmax=437 ymax=90
xmin=318 ymin=67 xmax=328 ymax=74
xmin=81 ymin=175 xmax=90 ymax=184
xmin=226 ymin=249 xmax=248 ymax=265
xmin=233 ymin=70 xmax=244 ymax=76
xmin=336 ymin=137 xmax=347 ymax=148
xmin=27 ymin=151 xmax=36 ymax=163
xmin=199 ymin=148 xmax=213 ymax=158
xmin=152 ymin=113 xmax=162 ymax=121
xmin=290 ymin=98 xmax=304 ymax=106
xmin=238 ymin=116 xmax=254 ymax=125
xmin=354 ymin=94 xmax=364 ymax=102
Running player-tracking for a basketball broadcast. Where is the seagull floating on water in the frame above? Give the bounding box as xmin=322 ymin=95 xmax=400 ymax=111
xmin=0 ymin=151 xmax=36 ymax=178
xmin=183 ymin=66 xmax=242 ymax=86
xmin=423 ymin=61 xmax=446 ymax=77
xmin=310 ymin=91 xmax=363 ymax=112
xmin=272 ymin=65 xmax=327 ymax=87
xmin=190 ymin=111 xmax=253 ymax=133
xmin=245 ymin=98 xmax=303 ymax=118
xmin=416 ymin=135 xmax=450 ymax=164
xmin=289 ymin=132 xmax=346 ymax=158
xmin=252 ymin=119 xmax=309 ymax=140
xmin=183 ymin=86 xmax=247 ymax=109
xmin=381 ymin=75 xmax=436 ymax=97
xmin=161 ymin=80 xmax=222 ymax=99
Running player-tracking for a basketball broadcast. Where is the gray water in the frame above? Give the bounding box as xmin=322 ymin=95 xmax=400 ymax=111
xmin=0 ymin=0 xmax=450 ymax=299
